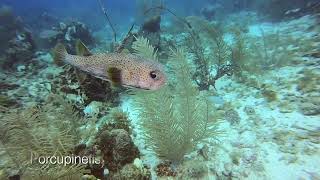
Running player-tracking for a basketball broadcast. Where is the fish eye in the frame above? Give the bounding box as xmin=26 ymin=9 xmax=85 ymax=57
xmin=149 ymin=71 xmax=157 ymax=79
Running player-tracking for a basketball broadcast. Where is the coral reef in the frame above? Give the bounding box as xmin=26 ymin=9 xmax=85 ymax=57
xmin=177 ymin=160 xmax=209 ymax=179
xmin=82 ymin=108 xmax=141 ymax=179
xmin=111 ymin=161 xmax=151 ymax=180
xmin=0 ymin=6 xmax=35 ymax=69
xmin=0 ymin=2 xmax=319 ymax=180
xmin=0 ymin=5 xmax=22 ymax=52
xmin=98 ymin=108 xmax=132 ymax=134
xmin=37 ymin=21 xmax=95 ymax=53
xmin=3 ymin=31 xmax=35 ymax=69
xmin=97 ymin=129 xmax=140 ymax=172
xmin=155 ymin=161 xmax=177 ymax=177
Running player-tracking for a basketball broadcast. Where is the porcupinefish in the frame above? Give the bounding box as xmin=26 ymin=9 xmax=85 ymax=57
xmin=52 ymin=40 xmax=166 ymax=90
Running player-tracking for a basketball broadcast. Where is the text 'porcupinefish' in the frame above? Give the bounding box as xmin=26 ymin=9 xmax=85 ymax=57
xmin=52 ymin=40 xmax=166 ymax=90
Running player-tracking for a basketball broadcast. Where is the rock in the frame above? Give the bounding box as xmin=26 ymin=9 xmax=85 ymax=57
xmin=111 ymin=162 xmax=151 ymax=180
xmin=244 ymin=106 xmax=255 ymax=115
xmin=0 ymin=82 xmax=19 ymax=91
xmin=81 ymin=174 xmax=98 ymax=180
xmin=0 ymin=5 xmax=23 ymax=53
xmin=178 ymin=160 xmax=208 ymax=179
xmin=59 ymin=22 xmax=67 ymax=30
xmin=0 ymin=95 xmax=20 ymax=108
xmin=208 ymin=95 xmax=225 ymax=106
xmin=83 ymin=101 xmax=102 ymax=117
xmin=299 ymin=96 xmax=320 ymax=115
xmin=2 ymin=30 xmax=35 ymax=69
xmin=261 ymin=88 xmax=278 ymax=102
xmin=65 ymin=26 xmax=76 ymax=41
xmin=223 ymin=163 xmax=233 ymax=176
xmin=238 ymin=131 xmax=257 ymax=148
xmin=39 ymin=29 xmax=61 ymax=39
xmin=142 ymin=15 xmax=161 ymax=33
xmin=0 ymin=6 xmax=35 ymax=69
xmin=278 ymin=101 xmax=294 ymax=113
xmin=133 ymin=158 xmax=144 ymax=170
xmin=225 ymin=109 xmax=241 ymax=125
xmin=16 ymin=65 xmax=26 ymax=72
xmin=36 ymin=21 xmax=95 ymax=53
xmin=300 ymin=102 xmax=320 ymax=115
xmin=98 ymin=129 xmax=139 ymax=172
xmin=201 ymin=5 xmax=220 ymax=21
xmin=155 ymin=161 xmax=177 ymax=177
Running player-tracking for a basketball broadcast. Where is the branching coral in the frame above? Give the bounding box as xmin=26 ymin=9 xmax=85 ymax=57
xmin=133 ymin=37 xmax=221 ymax=162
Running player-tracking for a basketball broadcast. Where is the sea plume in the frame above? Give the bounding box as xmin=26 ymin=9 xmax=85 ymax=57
xmin=133 ymin=37 xmax=221 ymax=162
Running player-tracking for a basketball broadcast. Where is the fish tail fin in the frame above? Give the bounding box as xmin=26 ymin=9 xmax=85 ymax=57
xmin=52 ymin=43 xmax=68 ymax=66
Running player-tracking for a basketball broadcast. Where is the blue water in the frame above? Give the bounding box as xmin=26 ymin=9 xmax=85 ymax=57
xmin=1 ymin=0 xmax=204 ymax=28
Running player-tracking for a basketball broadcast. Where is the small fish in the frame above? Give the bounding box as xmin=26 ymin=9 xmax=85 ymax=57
xmin=52 ymin=40 xmax=166 ymax=90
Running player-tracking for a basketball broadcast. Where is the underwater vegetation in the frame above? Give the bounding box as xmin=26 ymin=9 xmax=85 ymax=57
xmin=0 ymin=93 xmax=150 ymax=179
xmin=0 ymin=94 xmax=89 ymax=179
xmin=0 ymin=0 xmax=320 ymax=179
xmin=133 ymin=37 xmax=221 ymax=163
xmin=165 ymin=13 xmax=301 ymax=91
xmin=182 ymin=16 xmax=232 ymax=90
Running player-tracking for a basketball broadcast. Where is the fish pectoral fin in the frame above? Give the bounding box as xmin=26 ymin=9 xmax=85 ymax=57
xmin=76 ymin=39 xmax=93 ymax=56
xmin=107 ymin=67 xmax=122 ymax=87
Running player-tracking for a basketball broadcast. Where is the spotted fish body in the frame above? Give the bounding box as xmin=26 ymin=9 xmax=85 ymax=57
xmin=53 ymin=42 xmax=166 ymax=90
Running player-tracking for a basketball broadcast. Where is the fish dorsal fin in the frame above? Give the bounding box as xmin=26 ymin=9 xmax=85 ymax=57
xmin=107 ymin=67 xmax=122 ymax=87
xmin=76 ymin=39 xmax=92 ymax=56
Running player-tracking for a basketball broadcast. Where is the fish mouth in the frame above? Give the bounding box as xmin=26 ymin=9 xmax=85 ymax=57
xmin=123 ymin=84 xmax=151 ymax=91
